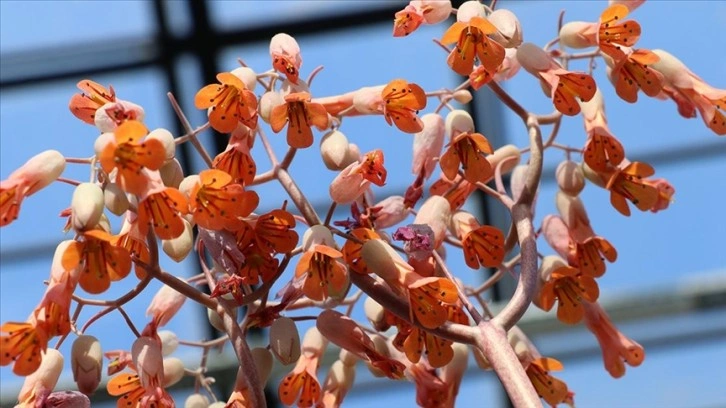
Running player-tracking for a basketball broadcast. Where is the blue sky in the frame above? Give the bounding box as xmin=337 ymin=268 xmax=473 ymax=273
xmin=1 ymin=1 xmax=725 ymax=407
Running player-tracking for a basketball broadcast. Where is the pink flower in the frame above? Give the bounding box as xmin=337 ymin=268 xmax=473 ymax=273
xmin=270 ymin=33 xmax=303 ymax=84
xmin=146 ymin=283 xmax=187 ymax=327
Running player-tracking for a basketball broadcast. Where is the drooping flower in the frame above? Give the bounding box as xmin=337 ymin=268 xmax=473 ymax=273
xmin=538 ymin=264 xmax=599 ymax=324
xmin=450 ymin=211 xmax=505 ymax=269
xmin=68 ymin=80 xmax=116 ymax=125
xmin=295 ymin=244 xmax=349 ymax=301
xmin=597 ymin=4 xmax=641 ymax=63
xmin=113 ymin=213 xmax=151 ymax=279
xmin=584 ymin=301 xmax=644 ymax=378
xmin=212 ymin=129 xmax=257 ymax=186
xmin=382 ymin=79 xmax=427 ymax=133
xmin=62 ymin=229 xmax=133 ymax=295
xmin=341 ymin=228 xmax=380 ymax=274
xmin=525 ymin=357 xmax=570 ymax=407
xmin=270 ymin=91 xmax=329 ymax=148
xmin=194 ymin=72 xmax=258 ymax=133
xmin=393 ymin=5 xmax=425 ymax=37
xmin=253 ymin=208 xmax=299 ymax=254
xmin=604 ymin=161 xmax=660 ymax=216
xmin=98 ymin=120 xmax=166 ymax=196
xmin=329 ymin=150 xmax=387 ymax=204
xmin=570 ymin=236 xmax=617 ymax=278
xmin=270 ymin=33 xmax=303 ymax=85
xmin=441 ymin=16 xmax=506 ymax=76
xmin=279 ymin=328 xmax=326 ymax=407
xmin=189 ymin=169 xmax=258 ymax=231
xmin=607 ymin=49 xmax=664 ymax=103
xmin=517 ymin=43 xmax=597 ymax=116
xmin=579 ymin=88 xmax=625 ymax=172
xmin=136 ymin=183 xmax=190 ymax=240
xmin=429 ymin=173 xmax=477 ymax=211
xmin=146 ymin=284 xmax=187 ymax=328
xmin=440 ymin=131 xmax=494 ymax=183
xmin=1 ymin=150 xmax=65 ymax=227
xmin=0 ymin=319 xmax=49 ymax=376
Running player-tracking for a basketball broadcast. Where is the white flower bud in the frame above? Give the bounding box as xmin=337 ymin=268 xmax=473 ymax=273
xmin=71 ymin=183 xmax=104 ymax=231
xmin=147 ymin=128 xmax=176 ymax=163
xmin=185 ymin=393 xmax=210 ymax=408
xmin=251 ymin=347 xmax=274 ymax=384
xmin=302 ymin=225 xmax=337 ymax=251
xmin=162 ymin=357 xmax=185 ymax=387
xmin=103 ymin=183 xmax=129 ymax=215
xmin=231 ymin=66 xmax=258 ymax=91
xmin=556 ymin=160 xmax=585 ymax=196
xmin=445 ymin=109 xmax=475 ymax=137
xmin=456 ymin=0 xmax=485 ymax=22
xmin=452 ymin=89 xmax=473 ymax=104
xmin=178 ymin=174 xmax=200 ymax=198
xmin=260 ymin=91 xmax=284 ymax=123
xmin=158 ymin=330 xmax=179 ymax=356
xmin=71 ymin=335 xmax=102 ymax=395
xmin=162 ymin=219 xmax=194 ymax=262
xmin=488 ymin=9 xmax=523 ymax=48
xmin=159 ymin=158 xmax=185 ymax=188
xmin=269 ymin=317 xmax=301 ymax=365
xmin=94 ymin=133 xmax=115 ymax=158
xmin=320 ymin=130 xmax=351 ymax=171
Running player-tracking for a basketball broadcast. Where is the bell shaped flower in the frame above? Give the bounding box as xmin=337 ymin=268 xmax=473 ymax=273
xmin=606 ymin=48 xmax=664 ymax=103
xmin=0 ymin=317 xmax=49 ymax=376
xmin=330 ymin=150 xmax=387 ymax=204
xmin=270 ymin=91 xmax=329 ymax=148
xmin=584 ymin=302 xmax=644 ymax=378
xmin=579 ymin=88 xmax=625 ymax=172
xmin=195 ymin=72 xmax=258 ymax=133
xmin=525 ymin=357 xmax=571 ymax=407
xmin=212 ymin=129 xmax=257 ymax=186
xmin=439 ymin=131 xmax=494 ymax=183
xmin=450 ymin=211 xmax=505 ymax=269
xmin=441 ymin=16 xmax=505 ymax=76
xmin=538 ymin=261 xmax=599 ymax=324
xmin=135 ymin=171 xmax=190 ymax=240
xmin=68 ymin=79 xmax=116 ymax=125
xmin=62 ymin=229 xmax=132 ymax=294
xmin=295 ymin=226 xmax=349 ymax=301
xmin=382 ymin=79 xmax=427 ymax=133
xmin=189 ymin=169 xmax=259 ymax=231
xmin=270 ymin=33 xmax=303 ymax=84
xmin=278 ymin=327 xmax=327 ymax=407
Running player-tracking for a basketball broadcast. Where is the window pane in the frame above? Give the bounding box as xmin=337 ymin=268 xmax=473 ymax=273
xmin=0 ymin=0 xmax=153 ymax=54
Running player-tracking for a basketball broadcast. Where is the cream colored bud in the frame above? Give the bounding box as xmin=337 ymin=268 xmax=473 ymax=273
xmin=178 ymin=174 xmax=200 ymax=198
xmin=147 ymin=283 xmax=187 ymax=327
xmin=452 ymin=89 xmax=473 ymax=104
xmin=231 ymin=66 xmax=258 ymax=91
xmin=103 ymin=183 xmax=129 ymax=215
xmin=269 ymin=317 xmax=301 ymax=365
xmin=559 ymin=21 xmax=597 ymax=49
xmin=413 ymin=195 xmax=452 ymax=248
xmin=320 ymin=130 xmax=351 ymax=171
xmin=418 ymin=0 xmax=452 ymax=24
xmin=94 ymin=133 xmax=115 ymax=158
xmin=147 ymin=128 xmax=176 ymax=163
xmin=162 ymin=357 xmax=185 ymax=387
xmin=372 ymin=195 xmax=408 ymax=229
xmin=361 ymin=239 xmax=406 ymax=281
xmin=260 ymin=91 xmax=285 ymax=123
xmin=324 ymin=360 xmax=356 ymax=397
xmin=344 ymin=143 xmax=361 ymax=168
xmin=18 ymin=349 xmax=64 ymax=403
xmin=158 ymin=330 xmax=179 ymax=356
xmin=538 ymin=255 xmax=568 ymax=285
xmin=339 ymin=348 xmax=359 ymax=367
xmin=582 ymin=162 xmax=607 ymax=188
xmin=209 ymin=403 xmax=226 ymax=408
xmin=251 ymin=347 xmax=274 ymax=384
xmin=364 ymin=297 xmax=387 ymax=331
xmin=556 ymin=160 xmax=585 ymax=196
xmin=445 ymin=109 xmax=475 ymax=137
xmin=71 ymin=183 xmax=104 ymax=231
xmin=488 ymin=9 xmax=522 ymax=48
xmin=207 ymin=307 xmax=237 ymax=332
xmin=97 ymin=213 xmax=112 ymax=233
xmin=163 ymin=219 xmax=194 ymax=262
xmin=301 ymin=327 xmax=328 ymax=355
xmin=71 ymin=335 xmax=102 ymax=395
xmin=456 ymin=0 xmax=485 ymax=22
xmin=516 ymin=43 xmax=552 ymax=74
xmin=486 ymin=144 xmax=521 ymax=175
xmin=10 ymin=150 xmax=66 ymax=197
xmin=280 ymin=78 xmax=310 ymax=96
xmin=159 ymin=158 xmax=185 ymax=188
xmin=366 ymin=335 xmax=392 ymax=378
xmin=302 ymin=225 xmax=337 ymax=251
xmin=185 ymin=394 xmax=210 ymax=408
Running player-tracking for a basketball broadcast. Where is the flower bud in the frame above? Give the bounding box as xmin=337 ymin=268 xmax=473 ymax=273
xmin=345 ymin=143 xmax=361 ymax=167
xmin=556 ymin=160 xmax=585 ymax=196
xmin=301 ymin=326 xmax=328 ymax=355
xmin=339 ymin=348 xmax=359 ymax=367
xmin=94 ymin=133 xmax=114 ymax=158
xmin=322 ymin=360 xmax=356 ymax=401
xmin=132 ymin=337 xmax=163 ymax=388
xmin=162 ymin=219 xmax=194 ymax=262
xmin=582 ymin=162 xmax=607 ymax=188
xmin=412 ymin=113 xmax=445 ymax=179
xmin=320 ymin=130 xmax=351 ymax=171
xmin=94 ymin=100 xmax=145 ymax=133
xmin=488 ymin=9 xmax=523 ymax=48
xmin=361 ymin=239 xmax=405 ymax=281
xmin=18 ymin=348 xmax=64 ymax=404
xmin=558 ymin=21 xmax=597 ymax=49
xmin=251 ymin=347 xmax=274 ymax=384
xmin=103 ymin=183 xmax=129 ymax=215
xmin=178 ymin=174 xmax=200 ymax=198
xmin=372 ymin=195 xmax=408 ymax=229
xmin=413 ymin=195 xmax=452 ymax=248
xmin=533 ymin=255 xmax=568 ymax=309
xmin=209 ymin=403 xmax=226 ymax=408
xmin=231 ymin=66 xmax=258 ymax=91
xmin=207 ymin=307 xmax=237 ymax=332
xmin=456 ymin=0 xmax=485 ymax=22
xmin=452 ymin=89 xmax=473 ymax=104
xmin=260 ymin=91 xmax=285 ymax=123
xmin=45 ymin=390 xmax=91 ymax=408
xmin=280 ymin=78 xmax=310 ymax=95
xmin=541 ymin=215 xmax=571 ymax=259
xmin=147 ymin=128 xmax=176 ymax=163
xmin=494 ymin=48 xmax=521 ymax=82
xmin=11 ymin=150 xmax=66 ymax=197
xmin=146 ymin=282 xmax=187 ymax=327
xmin=516 ymin=42 xmax=552 ymax=75
xmin=269 ymin=317 xmax=301 ymax=365
xmin=445 ymin=109 xmax=474 ymax=137
xmin=302 ymin=224 xmax=337 ymax=252
xmin=487 ymin=144 xmax=521 ymax=175
xmin=162 ymin=357 xmax=185 ymax=387
xmin=416 ymin=0 xmax=452 ymax=24
xmin=158 ymin=330 xmax=179 ymax=356
xmin=71 ymin=335 xmax=102 ymax=395
xmin=71 ymin=183 xmax=104 ymax=231
xmin=185 ymin=393 xmax=210 ymax=408
xmin=364 ymin=297 xmax=388 ymax=331
xmin=159 ymin=158 xmax=184 ymax=188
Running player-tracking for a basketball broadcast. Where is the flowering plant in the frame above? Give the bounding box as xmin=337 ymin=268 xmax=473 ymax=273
xmin=1 ymin=1 xmax=723 ymax=407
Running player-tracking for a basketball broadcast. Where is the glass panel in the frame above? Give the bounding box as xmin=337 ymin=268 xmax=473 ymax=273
xmin=0 ymin=0 xmax=154 ymax=54
xmin=210 ymin=0 xmax=401 ymax=31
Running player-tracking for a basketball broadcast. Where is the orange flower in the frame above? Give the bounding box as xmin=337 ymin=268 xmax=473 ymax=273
xmin=452 ymin=212 xmax=506 ymax=269
xmin=137 ymin=187 xmax=189 ymax=240
xmin=598 ymin=4 xmax=641 ymax=63
xmin=62 ymin=229 xmax=133 ymax=294
xmin=538 ymin=265 xmax=599 ymax=324
xmin=356 ymin=149 xmax=387 ymax=186
xmin=382 ymin=79 xmax=427 ymax=133
xmin=609 ymin=49 xmax=664 ymax=103
xmin=107 ymin=371 xmax=146 ymax=407
xmin=34 ymin=275 xmax=76 ymax=338
xmin=441 ymin=17 xmax=505 ymax=76
xmin=113 ymin=215 xmax=151 ymax=279
xmin=341 ymin=228 xmax=380 ymax=274
xmin=469 ymin=64 xmax=497 ymax=90
xmin=98 ymin=121 xmax=166 ymax=196
xmin=254 ymin=209 xmax=299 ymax=254
xmin=270 ymin=92 xmax=329 ymax=149
xmin=237 ymin=242 xmax=280 ymax=286
xmin=190 ymin=169 xmax=259 ymax=231
xmin=278 ymin=328 xmax=325 ymax=407
xmin=394 ymin=323 xmax=453 ymax=368
xmin=0 ymin=320 xmax=48 ymax=376
xmin=329 ymin=150 xmax=388 ymax=204
xmin=195 ymin=72 xmax=258 ymax=133
xmin=393 ymin=5 xmax=425 ymax=37
xmin=583 ymin=130 xmax=624 ymax=173
xmin=429 ymin=173 xmax=477 ymax=211
xmin=439 ymin=132 xmax=494 ymax=183
xmin=570 ymin=236 xmax=617 ymax=278
xmin=525 ymin=357 xmax=570 ymax=407
xmin=69 ymin=79 xmax=116 ymax=125
xmin=604 ymin=161 xmax=659 ymax=216
xmin=270 ymin=33 xmax=303 ymax=85
xmin=213 ymin=133 xmax=257 ymax=186
xmin=584 ymin=301 xmax=644 ymax=378
xmin=295 ymin=245 xmax=348 ymax=301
